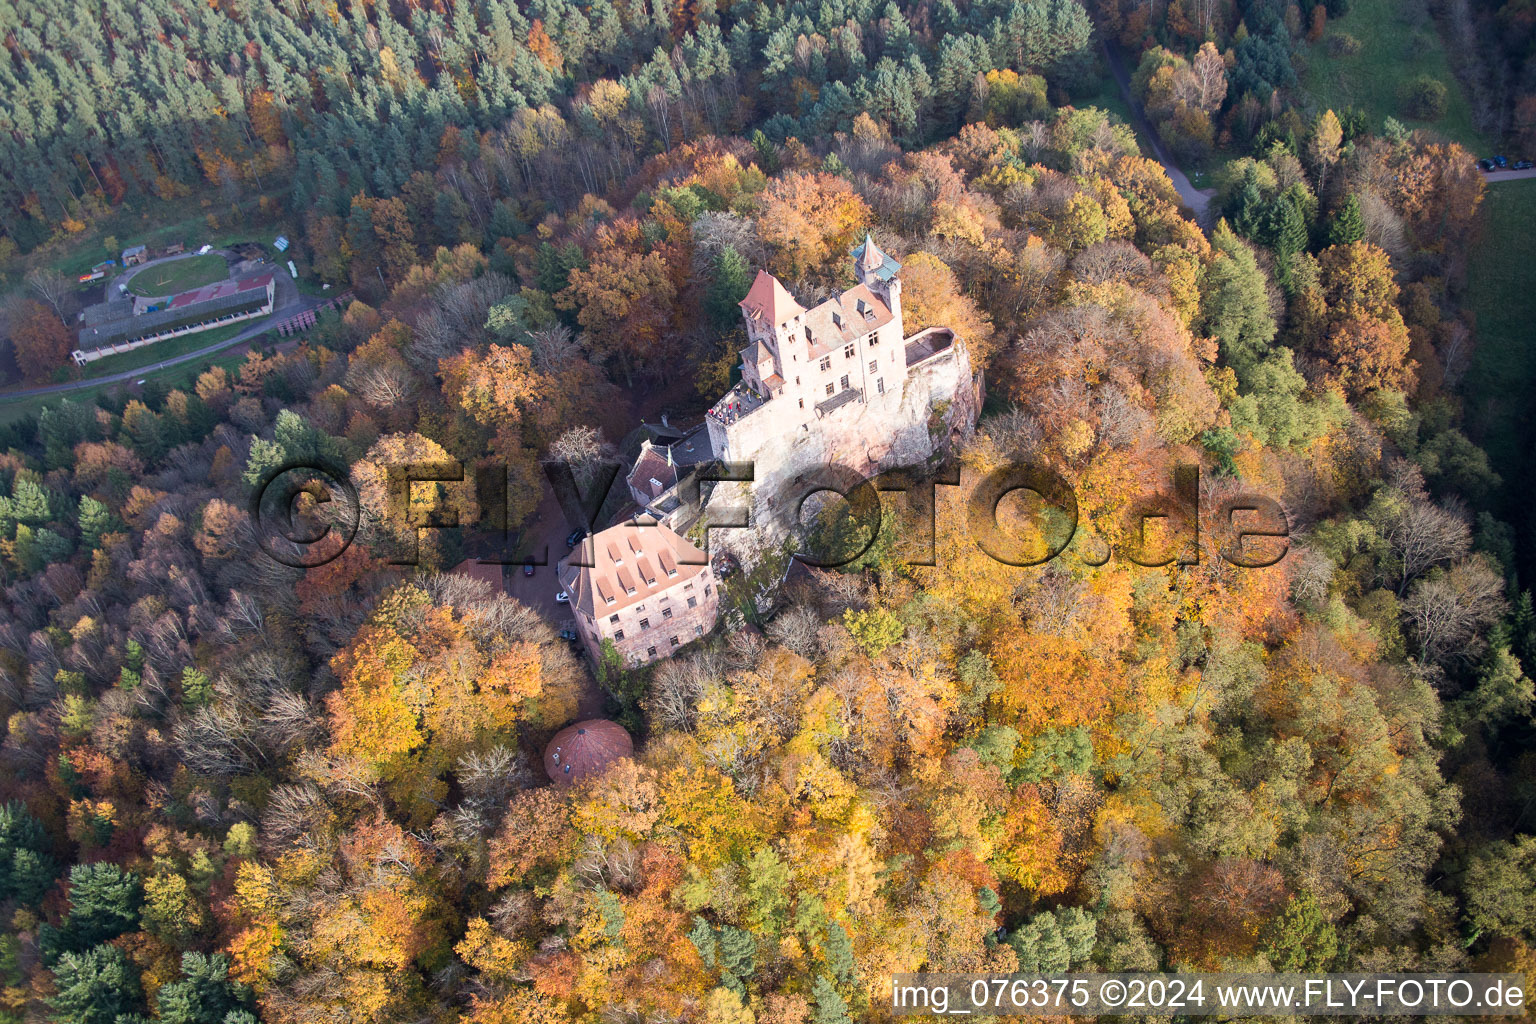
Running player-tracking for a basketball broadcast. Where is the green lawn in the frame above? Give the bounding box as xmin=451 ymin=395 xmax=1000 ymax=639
xmin=1301 ymin=0 xmax=1489 ymax=150
xmin=73 ymin=319 xmax=267 ymax=380
xmin=1464 ymin=183 xmax=1536 ymax=478
xmin=124 ymin=253 xmax=229 ymax=297
xmin=1083 ymin=76 xmax=1136 ymax=131
xmin=0 ymin=348 xmax=253 ymax=427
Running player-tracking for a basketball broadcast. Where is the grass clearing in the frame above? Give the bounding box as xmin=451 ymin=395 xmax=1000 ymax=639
xmin=73 ymin=319 xmax=266 ymax=381
xmin=1083 ymin=76 xmax=1136 ymax=129
xmin=1301 ymin=0 xmax=1488 ymax=150
xmin=1464 ymin=183 xmax=1536 ymax=478
xmin=124 ymin=253 xmax=229 ymax=297
xmin=0 ymin=348 xmax=254 ymax=427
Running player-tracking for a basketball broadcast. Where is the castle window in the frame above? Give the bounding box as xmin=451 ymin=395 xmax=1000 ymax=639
xmin=663 ymin=607 xmax=673 ymax=619
xmin=609 ymin=614 xmax=619 ymax=624
xmin=639 ymin=618 xmax=650 ymax=629
xmin=869 ymin=360 xmax=877 ymax=373
xmin=670 ymin=636 xmax=680 ymax=647
xmin=840 ymin=375 xmax=850 ymax=391
xmin=614 ymin=629 xmax=624 ymax=640
xmin=795 ymin=376 xmax=800 ymax=385
xmin=665 ymin=566 xmax=677 ymax=578
xmin=844 ymin=344 xmax=855 ymax=358
xmin=819 ymin=357 xmax=831 ymax=371
xmin=695 ymin=625 xmax=704 ymax=636
xmin=869 ymin=335 xmax=878 ymax=346
xmin=705 ymin=585 xmax=712 ymax=596
xmin=798 ymin=398 xmax=804 ymax=409
xmin=825 ymin=383 xmax=834 ymax=396
xmin=877 ymin=377 xmax=885 ymax=394
xmin=647 ymin=646 xmax=657 ymax=657
xmin=687 ymin=596 xmax=697 ymax=608
xmin=685 ymin=582 xmax=694 ymax=590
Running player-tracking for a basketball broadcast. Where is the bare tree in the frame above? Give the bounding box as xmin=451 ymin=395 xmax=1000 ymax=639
xmin=765 ymin=603 xmax=821 ymax=658
xmin=26 ymin=267 xmax=80 ymax=321
xmin=1403 ymin=556 xmax=1506 ymax=666
xmin=546 ymin=425 xmax=615 ymax=490
xmin=1371 ymin=463 xmax=1471 ymax=592
xmin=527 ymin=323 xmax=580 ymax=374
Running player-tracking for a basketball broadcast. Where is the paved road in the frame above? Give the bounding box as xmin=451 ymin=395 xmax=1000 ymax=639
xmin=1483 ymin=168 xmax=1536 ymax=183
xmin=1102 ymin=40 xmax=1217 ymax=228
xmin=0 ymin=267 xmax=324 ymax=402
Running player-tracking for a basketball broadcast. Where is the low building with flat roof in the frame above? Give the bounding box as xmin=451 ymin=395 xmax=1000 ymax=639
xmin=72 ymin=273 xmax=275 ymax=365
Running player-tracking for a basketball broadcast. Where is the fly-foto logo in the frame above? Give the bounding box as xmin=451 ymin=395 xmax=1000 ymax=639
xmin=249 ymin=457 xmax=1289 ymax=571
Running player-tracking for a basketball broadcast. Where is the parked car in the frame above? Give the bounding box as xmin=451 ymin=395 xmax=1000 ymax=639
xmin=558 ymin=629 xmax=579 ymax=641
xmin=566 ymin=528 xmax=587 ymax=548
xmin=1516 ymin=159 xmax=1534 ymax=170
xmin=1479 ymin=158 xmax=1496 ymax=171
xmin=523 ymin=561 xmax=535 ymax=577
xmin=1494 ymin=154 xmax=1510 ymax=168
xmin=555 ymin=591 xmax=570 ymax=603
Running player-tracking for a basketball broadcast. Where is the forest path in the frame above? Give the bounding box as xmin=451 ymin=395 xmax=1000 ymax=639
xmin=1102 ymin=39 xmax=1217 ymax=229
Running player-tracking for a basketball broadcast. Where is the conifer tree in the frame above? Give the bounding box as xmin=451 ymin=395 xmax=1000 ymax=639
xmin=1327 ymin=193 xmax=1366 ymax=246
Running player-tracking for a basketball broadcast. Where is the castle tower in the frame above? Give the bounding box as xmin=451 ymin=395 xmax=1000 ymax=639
xmin=851 ymin=234 xmax=903 ymax=332
xmin=738 ymin=269 xmax=806 ymax=373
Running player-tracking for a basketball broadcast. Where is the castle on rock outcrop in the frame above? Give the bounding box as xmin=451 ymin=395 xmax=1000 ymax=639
xmin=698 ymin=236 xmax=982 ymax=553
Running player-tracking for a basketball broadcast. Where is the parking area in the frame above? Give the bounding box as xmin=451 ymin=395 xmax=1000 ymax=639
xmin=500 ymin=484 xmax=580 ymax=623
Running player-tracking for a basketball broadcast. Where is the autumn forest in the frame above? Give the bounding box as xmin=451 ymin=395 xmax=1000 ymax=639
xmin=0 ymin=0 xmax=1534 ymax=1022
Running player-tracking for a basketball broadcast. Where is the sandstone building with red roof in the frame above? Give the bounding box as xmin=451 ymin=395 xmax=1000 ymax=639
xmin=558 ymin=518 xmax=720 ymax=668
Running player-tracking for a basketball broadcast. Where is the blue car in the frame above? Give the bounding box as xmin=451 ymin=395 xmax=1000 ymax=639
xmin=1494 ymin=154 xmax=1510 ymax=168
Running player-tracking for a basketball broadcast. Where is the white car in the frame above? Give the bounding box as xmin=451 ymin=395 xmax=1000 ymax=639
xmin=555 ymin=591 xmax=570 ymax=604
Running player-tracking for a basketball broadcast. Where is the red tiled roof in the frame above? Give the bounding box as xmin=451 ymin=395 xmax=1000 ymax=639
xmin=167 ymin=273 xmax=273 ymax=309
xmin=544 ymin=719 xmax=633 ymax=785
xmin=802 ymin=284 xmax=893 ymax=356
xmin=567 ymin=520 xmax=708 ymax=618
xmin=739 ymin=269 xmax=805 ymax=325
xmin=628 ymin=447 xmax=677 ymax=498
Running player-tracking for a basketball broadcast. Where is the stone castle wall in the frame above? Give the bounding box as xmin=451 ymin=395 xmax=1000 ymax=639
xmin=705 ymin=331 xmax=981 ymax=564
